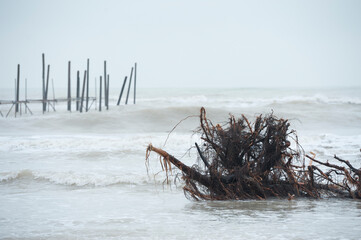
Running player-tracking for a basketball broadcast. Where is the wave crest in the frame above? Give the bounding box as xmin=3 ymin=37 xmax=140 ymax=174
xmin=0 ymin=170 xmax=149 ymax=187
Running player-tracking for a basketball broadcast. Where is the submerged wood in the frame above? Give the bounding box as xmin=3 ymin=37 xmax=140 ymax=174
xmin=146 ymin=107 xmax=361 ymax=201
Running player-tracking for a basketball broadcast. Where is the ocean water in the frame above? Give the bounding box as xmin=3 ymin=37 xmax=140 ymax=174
xmin=0 ymin=87 xmax=361 ymax=239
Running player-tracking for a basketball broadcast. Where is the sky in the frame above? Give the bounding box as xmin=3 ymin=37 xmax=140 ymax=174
xmin=0 ymin=0 xmax=361 ymax=90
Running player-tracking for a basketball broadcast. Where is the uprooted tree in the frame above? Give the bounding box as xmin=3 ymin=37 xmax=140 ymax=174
xmin=146 ymin=107 xmax=361 ymax=200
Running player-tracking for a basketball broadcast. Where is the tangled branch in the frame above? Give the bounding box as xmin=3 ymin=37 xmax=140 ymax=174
xmin=146 ymin=107 xmax=361 ymax=200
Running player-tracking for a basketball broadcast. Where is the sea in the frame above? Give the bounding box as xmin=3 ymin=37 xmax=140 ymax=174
xmin=0 ymin=87 xmax=360 ymax=239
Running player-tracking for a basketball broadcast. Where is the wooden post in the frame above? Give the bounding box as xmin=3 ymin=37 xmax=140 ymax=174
xmin=125 ymin=67 xmax=133 ymax=105
xmin=25 ymin=78 xmax=27 ymax=114
xmin=107 ymin=74 xmax=109 ymax=110
xmin=99 ymin=76 xmax=102 ymax=111
xmin=76 ymin=70 xmax=80 ymax=111
xmin=15 ymin=64 xmax=20 ymax=112
xmin=104 ymin=61 xmax=107 ymax=109
xmin=14 ymin=78 xmax=16 ymax=117
xmin=117 ymin=76 xmax=127 ymax=105
xmin=134 ymin=62 xmax=137 ymax=104
xmin=45 ymin=65 xmax=50 ymax=112
xmin=42 ymin=53 xmax=46 ymax=113
xmin=103 ymin=76 xmax=107 ymax=110
xmin=94 ymin=77 xmax=97 ymax=110
xmin=86 ymin=59 xmax=89 ymax=112
xmin=80 ymin=70 xmax=87 ymax=113
xmin=67 ymin=61 xmax=71 ymax=111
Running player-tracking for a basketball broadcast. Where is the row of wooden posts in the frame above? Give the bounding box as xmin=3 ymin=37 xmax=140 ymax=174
xmin=1 ymin=54 xmax=137 ymax=117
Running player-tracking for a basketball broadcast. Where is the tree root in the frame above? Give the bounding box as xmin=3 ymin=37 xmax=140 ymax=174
xmin=146 ymin=107 xmax=361 ymax=200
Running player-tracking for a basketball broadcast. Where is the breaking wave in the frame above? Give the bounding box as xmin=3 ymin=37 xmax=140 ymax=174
xmin=138 ymin=94 xmax=361 ymax=107
xmin=0 ymin=169 xmax=152 ymax=186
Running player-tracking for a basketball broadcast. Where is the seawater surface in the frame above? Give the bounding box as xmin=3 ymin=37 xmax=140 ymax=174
xmin=0 ymin=87 xmax=361 ymax=239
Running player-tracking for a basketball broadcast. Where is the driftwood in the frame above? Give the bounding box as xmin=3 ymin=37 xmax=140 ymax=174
xmin=146 ymin=107 xmax=361 ymax=200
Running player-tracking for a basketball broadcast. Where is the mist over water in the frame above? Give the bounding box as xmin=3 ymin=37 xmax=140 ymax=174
xmin=1 ymin=87 xmax=361 ymax=239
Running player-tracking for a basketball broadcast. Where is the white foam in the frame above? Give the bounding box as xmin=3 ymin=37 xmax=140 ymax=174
xmin=0 ymin=169 xmax=159 ymax=186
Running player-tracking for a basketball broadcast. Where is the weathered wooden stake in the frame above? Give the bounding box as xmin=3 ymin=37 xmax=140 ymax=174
xmin=25 ymin=78 xmax=27 ymax=114
xmin=94 ymin=77 xmax=97 ymax=110
xmin=80 ymin=70 xmax=87 ymax=113
xmin=11 ymin=78 xmax=17 ymax=116
xmin=67 ymin=61 xmax=71 ymax=111
xmin=99 ymin=76 xmax=102 ymax=111
xmin=117 ymin=76 xmax=127 ymax=105
xmin=15 ymin=64 xmax=20 ymax=112
xmin=76 ymin=70 xmax=80 ymax=111
xmin=125 ymin=67 xmax=133 ymax=105
xmin=45 ymin=65 xmax=50 ymax=112
xmin=86 ymin=59 xmax=89 ymax=112
xmin=104 ymin=61 xmax=107 ymax=109
xmin=106 ymin=74 xmax=109 ymax=110
xmin=42 ymin=53 xmax=46 ymax=113
xmin=134 ymin=62 xmax=137 ymax=104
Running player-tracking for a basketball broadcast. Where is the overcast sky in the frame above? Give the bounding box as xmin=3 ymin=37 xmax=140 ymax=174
xmin=0 ymin=0 xmax=360 ymax=90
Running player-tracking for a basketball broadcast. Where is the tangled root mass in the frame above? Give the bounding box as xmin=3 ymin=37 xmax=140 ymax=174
xmin=146 ymin=108 xmax=361 ymax=200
